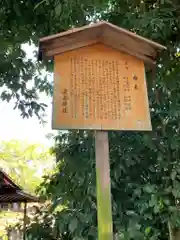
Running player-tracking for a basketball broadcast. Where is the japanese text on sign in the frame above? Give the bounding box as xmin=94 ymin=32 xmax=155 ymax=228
xmin=53 ymin=44 xmax=151 ymax=131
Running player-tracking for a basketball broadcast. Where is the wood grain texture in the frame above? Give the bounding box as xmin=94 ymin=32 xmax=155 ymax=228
xmin=39 ymin=21 xmax=166 ymax=64
xmin=40 ymin=21 xmax=166 ymax=50
xmin=95 ymin=131 xmax=113 ymax=240
xmin=52 ymin=43 xmax=152 ymax=131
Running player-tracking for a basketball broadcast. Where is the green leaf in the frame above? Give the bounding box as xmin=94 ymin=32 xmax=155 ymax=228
xmin=68 ymin=217 xmax=78 ymax=233
xmin=143 ymin=184 xmax=156 ymax=193
xmin=145 ymin=227 xmax=152 ymax=235
xmin=34 ymin=0 xmax=48 ymax=9
xmin=88 ymin=226 xmax=97 ymax=236
xmin=171 ymin=171 xmax=177 ymax=180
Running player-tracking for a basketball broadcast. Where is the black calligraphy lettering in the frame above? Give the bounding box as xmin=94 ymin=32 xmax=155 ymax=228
xmin=133 ymin=74 xmax=138 ymax=81
xmin=134 ymin=84 xmax=138 ymax=90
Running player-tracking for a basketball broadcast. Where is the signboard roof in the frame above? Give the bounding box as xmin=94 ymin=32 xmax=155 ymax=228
xmin=38 ymin=21 xmax=166 ymax=65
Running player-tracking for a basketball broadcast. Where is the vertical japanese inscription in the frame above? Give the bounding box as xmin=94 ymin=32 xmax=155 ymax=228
xmin=54 ymin=44 xmax=151 ymax=131
xmin=61 ymin=88 xmax=69 ymax=113
xmin=123 ymin=61 xmax=132 ymax=112
xmin=68 ymin=57 xmax=134 ymax=121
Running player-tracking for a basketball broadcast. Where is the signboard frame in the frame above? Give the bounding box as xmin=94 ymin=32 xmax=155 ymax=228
xmin=53 ymin=43 xmax=152 ymax=131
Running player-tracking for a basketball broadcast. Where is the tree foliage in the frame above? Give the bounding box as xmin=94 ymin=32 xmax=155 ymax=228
xmin=3 ymin=0 xmax=180 ymax=239
xmin=0 ymin=140 xmax=53 ymax=193
xmin=0 ymin=0 xmax=108 ymax=118
xmin=0 ymin=140 xmax=53 ymax=239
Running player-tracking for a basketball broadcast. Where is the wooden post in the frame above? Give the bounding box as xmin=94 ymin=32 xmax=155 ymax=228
xmin=95 ymin=131 xmax=113 ymax=240
xmin=23 ymin=202 xmax=27 ymax=240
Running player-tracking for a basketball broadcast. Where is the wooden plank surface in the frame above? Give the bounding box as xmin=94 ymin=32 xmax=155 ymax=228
xmin=39 ymin=21 xmax=166 ymax=52
xmin=53 ymin=43 xmax=152 ymax=131
xmin=95 ymin=131 xmax=113 ymax=240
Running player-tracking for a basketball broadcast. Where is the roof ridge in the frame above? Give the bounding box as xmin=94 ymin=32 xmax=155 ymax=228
xmin=38 ymin=21 xmax=166 ymax=65
xmin=0 ymin=168 xmax=22 ymax=190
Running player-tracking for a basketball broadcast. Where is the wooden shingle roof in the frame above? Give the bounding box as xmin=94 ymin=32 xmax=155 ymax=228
xmin=38 ymin=21 xmax=166 ymax=65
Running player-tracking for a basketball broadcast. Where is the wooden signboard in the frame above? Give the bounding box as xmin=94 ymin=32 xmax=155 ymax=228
xmin=53 ymin=43 xmax=151 ymax=131
xmin=38 ymin=21 xmax=166 ymax=240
